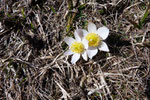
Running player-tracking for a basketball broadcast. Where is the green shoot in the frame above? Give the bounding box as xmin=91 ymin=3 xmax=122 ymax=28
xmin=139 ymin=3 xmax=150 ymax=28
xmin=21 ymin=8 xmax=26 ymax=19
xmin=50 ymin=6 xmax=56 ymax=13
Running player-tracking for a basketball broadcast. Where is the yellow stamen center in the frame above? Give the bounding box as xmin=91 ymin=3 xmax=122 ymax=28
xmin=85 ymin=33 xmax=101 ymax=47
xmin=70 ymin=41 xmax=84 ymax=53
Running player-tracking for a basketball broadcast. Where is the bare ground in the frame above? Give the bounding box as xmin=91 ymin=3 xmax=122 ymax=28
xmin=0 ymin=0 xmax=150 ymax=100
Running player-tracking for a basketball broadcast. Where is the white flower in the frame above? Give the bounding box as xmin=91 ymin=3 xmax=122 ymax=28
xmin=82 ymin=22 xmax=109 ymax=59
xmin=64 ymin=29 xmax=88 ymax=64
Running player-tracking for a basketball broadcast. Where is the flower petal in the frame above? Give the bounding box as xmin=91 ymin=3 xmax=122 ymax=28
xmin=64 ymin=50 xmax=74 ymax=56
xmin=96 ymin=26 xmax=109 ymax=40
xmin=64 ymin=37 xmax=75 ymax=46
xmin=82 ymin=39 xmax=88 ymax=49
xmin=71 ymin=53 xmax=80 ymax=64
xmin=74 ymin=29 xmax=83 ymax=41
xmin=82 ymin=51 xmax=88 ymax=61
xmin=98 ymin=42 xmax=109 ymax=52
xmin=82 ymin=29 xmax=88 ymax=37
xmin=88 ymin=22 xmax=97 ymax=33
xmin=87 ymin=49 xmax=98 ymax=59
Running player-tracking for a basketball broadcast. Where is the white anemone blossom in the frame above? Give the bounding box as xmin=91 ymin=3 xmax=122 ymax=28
xmin=82 ymin=22 xmax=109 ymax=59
xmin=64 ymin=29 xmax=88 ymax=64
